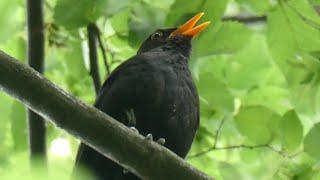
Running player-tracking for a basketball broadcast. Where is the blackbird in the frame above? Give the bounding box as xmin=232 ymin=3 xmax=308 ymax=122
xmin=74 ymin=12 xmax=210 ymax=180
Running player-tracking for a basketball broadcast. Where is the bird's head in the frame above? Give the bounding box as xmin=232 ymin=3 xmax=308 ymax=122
xmin=137 ymin=12 xmax=210 ymax=57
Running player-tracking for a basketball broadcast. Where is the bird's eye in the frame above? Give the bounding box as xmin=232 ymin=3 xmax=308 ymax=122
xmin=151 ymin=32 xmax=162 ymax=40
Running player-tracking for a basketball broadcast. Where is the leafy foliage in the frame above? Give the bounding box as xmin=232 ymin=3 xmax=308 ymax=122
xmin=0 ymin=0 xmax=320 ymax=179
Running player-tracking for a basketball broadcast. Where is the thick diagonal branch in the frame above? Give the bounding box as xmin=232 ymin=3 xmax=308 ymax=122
xmin=0 ymin=50 xmax=213 ymax=180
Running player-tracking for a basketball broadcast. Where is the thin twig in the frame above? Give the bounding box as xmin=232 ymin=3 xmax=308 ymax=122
xmin=93 ymin=24 xmax=111 ymax=75
xmin=188 ymin=143 xmax=269 ymax=159
xmin=221 ymin=4 xmax=320 ymax=24
xmin=87 ymin=23 xmax=101 ymax=94
xmin=213 ymin=116 xmax=226 ymax=148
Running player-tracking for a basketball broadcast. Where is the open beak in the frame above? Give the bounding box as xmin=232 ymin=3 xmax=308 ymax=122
xmin=170 ymin=12 xmax=210 ymax=38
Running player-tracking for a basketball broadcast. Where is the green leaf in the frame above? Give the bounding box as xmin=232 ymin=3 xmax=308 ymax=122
xmin=193 ymin=21 xmax=252 ymax=58
xmin=243 ymin=86 xmax=291 ymax=115
xmin=103 ymin=0 xmax=132 ymax=16
xmin=225 ymin=34 xmax=274 ymax=90
xmin=236 ymin=0 xmax=273 ymax=14
xmin=202 ymin=0 xmax=228 ymax=21
xmin=267 ymin=6 xmax=297 ymax=65
xmin=197 ymin=72 xmax=234 ymax=113
xmin=0 ymin=92 xmax=14 ymax=164
xmin=235 ymin=106 xmax=281 ymax=143
xmin=166 ymin=0 xmax=227 ymax=26
xmin=10 ymin=101 xmax=27 ymax=152
xmin=0 ymin=0 xmax=24 ymax=43
xmin=219 ymin=162 xmax=243 ymax=180
xmin=54 ymin=0 xmax=108 ymax=29
xmin=267 ymin=4 xmax=320 ymax=76
xmin=165 ymin=0 xmax=204 ymax=26
xmin=279 ymin=110 xmax=303 ymax=152
xmin=0 ymin=35 xmax=26 ymax=62
xmin=110 ymin=9 xmax=130 ymax=35
xmin=128 ymin=2 xmax=167 ymax=47
xmin=304 ymin=123 xmax=320 ymax=160
xmin=288 ymin=0 xmax=320 ymax=25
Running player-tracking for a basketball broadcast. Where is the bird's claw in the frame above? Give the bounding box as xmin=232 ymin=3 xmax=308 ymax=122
xmin=145 ymin=134 xmax=165 ymax=145
xmin=130 ymin=126 xmax=139 ymax=134
xmin=145 ymin=133 xmax=153 ymax=141
xmin=156 ymin=138 xmax=166 ymax=145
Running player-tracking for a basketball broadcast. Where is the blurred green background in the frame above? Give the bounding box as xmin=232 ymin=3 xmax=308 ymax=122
xmin=1 ymin=0 xmax=320 ymax=179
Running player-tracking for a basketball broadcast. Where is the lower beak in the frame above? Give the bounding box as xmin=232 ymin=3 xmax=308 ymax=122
xmin=170 ymin=12 xmax=210 ymax=38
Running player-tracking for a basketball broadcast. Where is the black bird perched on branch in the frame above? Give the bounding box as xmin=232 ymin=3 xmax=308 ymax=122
xmin=74 ymin=12 xmax=210 ymax=180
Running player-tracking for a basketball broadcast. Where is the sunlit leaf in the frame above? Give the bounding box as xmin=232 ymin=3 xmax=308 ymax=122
xmin=236 ymin=0 xmax=273 ymax=14
xmin=235 ymin=106 xmax=281 ymax=143
xmin=288 ymin=0 xmax=320 ymax=25
xmin=225 ymin=34 xmax=273 ymax=90
xmin=128 ymin=1 xmax=167 ymax=47
xmin=0 ymin=0 xmax=24 ymax=43
xmin=10 ymin=101 xmax=27 ymax=152
xmin=197 ymin=72 xmax=234 ymax=113
xmin=193 ymin=21 xmax=252 ymax=58
xmin=54 ymin=0 xmax=108 ymax=29
xmin=243 ymin=86 xmax=291 ymax=115
xmin=304 ymin=123 xmax=320 ymax=160
xmin=279 ymin=110 xmax=303 ymax=152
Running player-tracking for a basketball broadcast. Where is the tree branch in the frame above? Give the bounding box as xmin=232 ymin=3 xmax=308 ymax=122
xmin=87 ymin=23 xmax=101 ymax=94
xmin=212 ymin=116 xmax=226 ymax=148
xmin=26 ymin=0 xmax=47 ymax=165
xmin=189 ymin=143 xmax=269 ymax=159
xmin=0 ymin=50 xmax=213 ymax=180
xmin=221 ymin=15 xmax=267 ymax=23
xmin=221 ymin=4 xmax=320 ymax=24
xmin=94 ymin=24 xmax=111 ymax=76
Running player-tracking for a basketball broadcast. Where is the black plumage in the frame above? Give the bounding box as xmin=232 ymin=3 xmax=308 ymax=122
xmin=74 ymin=13 xmax=210 ymax=180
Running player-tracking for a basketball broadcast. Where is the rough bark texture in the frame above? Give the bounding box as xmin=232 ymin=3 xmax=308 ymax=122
xmin=0 ymin=50 xmax=213 ymax=180
xmin=26 ymin=0 xmax=47 ymax=162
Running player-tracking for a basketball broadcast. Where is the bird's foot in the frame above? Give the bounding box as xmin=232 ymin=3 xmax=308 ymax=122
xmin=145 ymin=133 xmax=166 ymax=145
xmin=156 ymin=138 xmax=166 ymax=145
xmin=130 ymin=126 xmax=139 ymax=134
xmin=130 ymin=128 xmax=165 ymax=145
xmin=145 ymin=133 xmax=153 ymax=141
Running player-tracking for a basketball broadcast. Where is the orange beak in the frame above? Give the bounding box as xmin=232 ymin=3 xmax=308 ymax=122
xmin=170 ymin=12 xmax=210 ymax=38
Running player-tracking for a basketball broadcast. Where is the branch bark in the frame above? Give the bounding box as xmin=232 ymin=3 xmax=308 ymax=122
xmin=221 ymin=15 xmax=267 ymax=23
xmin=87 ymin=23 xmax=101 ymax=94
xmin=0 ymin=50 xmax=213 ymax=180
xmin=26 ymin=0 xmax=47 ymax=164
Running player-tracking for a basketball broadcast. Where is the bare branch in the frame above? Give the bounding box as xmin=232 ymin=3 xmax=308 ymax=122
xmin=188 ymin=143 xmax=269 ymax=159
xmin=93 ymin=24 xmax=111 ymax=76
xmin=213 ymin=116 xmax=226 ymax=148
xmin=222 ymin=15 xmax=267 ymax=23
xmin=87 ymin=23 xmax=101 ymax=94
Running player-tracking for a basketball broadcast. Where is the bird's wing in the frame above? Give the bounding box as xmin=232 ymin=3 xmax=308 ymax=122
xmin=74 ymin=53 xmax=166 ymax=179
xmin=94 ymin=54 xmax=165 ymax=123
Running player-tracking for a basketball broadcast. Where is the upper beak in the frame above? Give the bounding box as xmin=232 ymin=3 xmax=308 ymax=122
xmin=170 ymin=12 xmax=210 ymax=38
